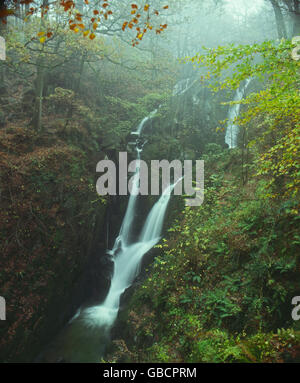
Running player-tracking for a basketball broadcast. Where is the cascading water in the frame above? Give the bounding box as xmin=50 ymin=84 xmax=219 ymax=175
xmin=225 ymin=78 xmax=251 ymax=149
xmin=82 ymin=109 xmax=173 ymax=332
xmin=132 ymin=109 xmax=158 ymax=135
xmin=40 ymin=109 xmax=176 ymax=362
xmin=173 ymin=78 xmax=197 ymax=96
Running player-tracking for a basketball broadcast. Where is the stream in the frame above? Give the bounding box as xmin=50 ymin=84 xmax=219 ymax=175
xmin=37 ymin=77 xmax=247 ymax=363
xmin=225 ymin=78 xmax=251 ymax=148
xmin=38 ymin=108 xmax=176 ymax=363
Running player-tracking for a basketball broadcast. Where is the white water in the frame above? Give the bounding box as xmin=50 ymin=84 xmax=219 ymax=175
xmin=173 ymin=78 xmax=198 ymax=96
xmin=41 ymin=78 xmax=242 ymax=362
xmin=173 ymin=78 xmax=191 ymax=96
xmin=84 ymin=75 xmax=251 ymax=330
xmin=132 ymin=109 xmax=158 ymax=135
xmin=225 ymin=78 xmax=251 ymax=149
xmin=82 ymin=110 xmax=173 ymax=330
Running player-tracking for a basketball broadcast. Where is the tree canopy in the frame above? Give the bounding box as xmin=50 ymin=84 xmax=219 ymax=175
xmin=0 ymin=0 xmax=169 ymax=45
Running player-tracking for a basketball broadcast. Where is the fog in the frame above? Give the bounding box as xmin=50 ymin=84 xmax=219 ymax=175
xmin=0 ymin=0 xmax=299 ymax=364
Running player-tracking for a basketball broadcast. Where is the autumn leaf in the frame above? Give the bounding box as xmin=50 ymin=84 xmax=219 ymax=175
xmin=0 ymin=8 xmax=15 ymax=21
xmin=144 ymin=4 xmax=150 ymax=11
xmin=89 ymin=32 xmax=96 ymax=40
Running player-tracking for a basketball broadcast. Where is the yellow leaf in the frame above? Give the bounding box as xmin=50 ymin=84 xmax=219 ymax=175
xmin=39 ymin=36 xmax=46 ymax=43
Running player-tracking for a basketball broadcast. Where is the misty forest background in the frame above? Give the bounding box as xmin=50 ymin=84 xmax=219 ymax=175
xmin=0 ymin=0 xmax=300 ymax=362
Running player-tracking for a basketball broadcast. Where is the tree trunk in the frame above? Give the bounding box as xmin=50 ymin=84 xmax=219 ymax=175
xmin=76 ymin=53 xmax=86 ymax=92
xmin=32 ymin=0 xmax=48 ymax=132
xmin=15 ymin=0 xmax=21 ymax=26
xmin=283 ymin=0 xmax=300 ymax=37
xmin=32 ymin=59 xmax=45 ymax=132
xmin=270 ymin=0 xmax=288 ymax=39
xmin=292 ymin=0 xmax=300 ymax=36
xmin=25 ymin=3 xmax=29 ymax=19
xmin=0 ymin=2 xmax=7 ymax=34
xmin=76 ymin=0 xmax=84 ymax=13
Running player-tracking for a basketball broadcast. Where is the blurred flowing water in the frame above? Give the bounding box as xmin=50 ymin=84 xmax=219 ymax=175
xmin=39 ymin=109 xmax=175 ymax=362
xmin=225 ymin=78 xmax=251 ymax=148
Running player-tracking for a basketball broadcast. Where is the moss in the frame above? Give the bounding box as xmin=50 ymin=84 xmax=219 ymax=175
xmin=0 ymin=125 xmax=107 ymax=362
xmin=107 ymin=149 xmax=300 ymax=363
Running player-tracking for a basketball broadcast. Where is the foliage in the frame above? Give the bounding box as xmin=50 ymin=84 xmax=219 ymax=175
xmin=0 ymin=123 xmax=107 ymax=362
xmin=0 ymin=0 xmax=169 ymax=45
xmin=184 ymin=39 xmax=300 ymax=200
xmin=109 ymin=148 xmax=300 ymax=363
xmin=1 ymin=0 xmax=299 ymax=364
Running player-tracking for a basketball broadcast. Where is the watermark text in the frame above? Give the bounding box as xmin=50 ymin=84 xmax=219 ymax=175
xmin=96 ymin=152 xmax=204 ymax=206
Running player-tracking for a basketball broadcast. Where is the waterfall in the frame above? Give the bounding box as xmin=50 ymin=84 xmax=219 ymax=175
xmin=173 ymin=78 xmax=190 ymax=96
xmin=40 ymin=99 xmax=179 ymax=362
xmin=140 ymin=183 xmax=174 ymax=242
xmin=82 ymin=109 xmax=174 ymax=330
xmin=115 ymin=149 xmax=142 ymax=247
xmin=173 ymin=78 xmax=197 ymax=96
xmin=225 ymin=78 xmax=251 ymax=149
xmin=133 ymin=109 xmax=158 ymax=135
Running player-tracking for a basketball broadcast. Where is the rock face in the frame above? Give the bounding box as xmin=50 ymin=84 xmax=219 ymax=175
xmin=0 ymin=125 xmax=109 ymax=362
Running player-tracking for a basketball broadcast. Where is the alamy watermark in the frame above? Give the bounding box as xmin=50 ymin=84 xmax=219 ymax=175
xmin=96 ymin=152 xmax=204 ymax=207
xmin=291 ymin=296 xmax=300 ymax=321
xmin=291 ymin=36 xmax=300 ymax=61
